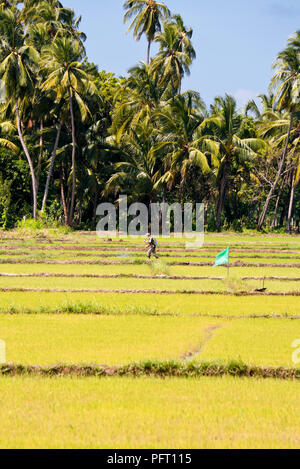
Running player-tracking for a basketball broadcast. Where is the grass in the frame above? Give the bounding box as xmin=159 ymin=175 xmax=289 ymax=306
xmin=0 ymin=314 xmax=218 ymax=365
xmin=1 ymin=233 xmax=300 ymax=247
xmin=1 ymin=262 xmax=300 ymax=277
xmin=0 ymin=314 xmax=299 ymax=368
xmin=0 ymin=229 xmax=299 ymax=449
xmin=1 ymin=274 xmax=300 ymax=292
xmin=1 ymin=360 xmax=299 ymax=379
xmin=0 ymin=276 xmax=239 ymax=291
xmin=1 ymin=247 xmax=299 ymax=260
xmin=0 ymin=291 xmax=299 ymax=317
xmin=194 ymin=318 xmax=300 ymax=368
xmin=1 ymin=253 xmax=299 ymax=265
xmin=0 ymin=376 xmax=299 ymax=449
xmin=0 ymin=299 xmax=162 ymax=316
xmin=149 ymin=259 xmax=170 ymax=276
xmin=1 ymin=244 xmax=300 ymax=254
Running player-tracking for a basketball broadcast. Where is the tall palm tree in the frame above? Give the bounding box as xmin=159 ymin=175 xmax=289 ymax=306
xmin=296 ymin=155 xmax=300 ymax=187
xmin=258 ymin=108 xmax=298 ymax=223
xmin=210 ymin=95 xmax=265 ymax=230
xmin=111 ymin=62 xmax=171 ymax=137
xmin=21 ymin=0 xmax=61 ymax=38
xmin=244 ymin=93 xmax=274 ymax=119
xmin=82 ymin=120 xmax=118 ymax=223
xmin=153 ymin=92 xmax=218 ymax=199
xmin=41 ymin=37 xmax=96 ymax=225
xmin=256 ymin=109 xmax=289 ymax=227
xmin=123 ymin=0 xmax=170 ymax=64
xmin=105 ymin=122 xmax=161 ymax=205
xmin=286 ymin=141 xmax=299 ymax=232
xmin=151 ymin=22 xmax=192 ymax=95
xmin=258 ymin=39 xmax=300 ymax=230
xmin=0 ymin=7 xmax=39 ymax=218
xmin=22 ymin=1 xmax=86 ymax=45
xmin=56 ymin=8 xmax=87 ymax=45
xmin=170 ymin=14 xmax=196 ymax=61
xmin=41 ymin=120 xmax=62 ymax=212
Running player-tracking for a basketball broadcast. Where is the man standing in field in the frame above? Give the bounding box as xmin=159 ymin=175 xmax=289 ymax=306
xmin=145 ymin=233 xmax=159 ymax=259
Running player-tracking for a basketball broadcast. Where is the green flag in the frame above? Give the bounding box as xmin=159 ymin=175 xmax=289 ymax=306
xmin=214 ymin=247 xmax=229 ymax=267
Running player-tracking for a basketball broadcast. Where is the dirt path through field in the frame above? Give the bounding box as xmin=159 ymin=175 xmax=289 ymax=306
xmin=1 ymin=259 xmax=300 ymax=267
xmin=182 ymin=325 xmax=222 ymax=362
xmin=0 ymin=287 xmax=299 ymax=296
xmin=0 ymin=273 xmax=299 ymax=281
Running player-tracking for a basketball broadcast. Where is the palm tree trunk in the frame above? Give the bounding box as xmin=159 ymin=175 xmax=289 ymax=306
xmin=216 ymin=164 xmax=228 ymax=231
xmin=204 ymin=198 xmax=210 ymax=224
xmin=69 ymin=88 xmax=76 ymax=226
xmin=286 ymin=169 xmax=296 ymax=233
xmin=170 ymin=76 xmax=176 ymax=99
xmin=15 ymin=99 xmax=37 ymax=219
xmin=93 ymin=191 xmax=98 ymax=226
xmin=271 ymin=177 xmax=285 ymax=228
xmin=147 ymin=39 xmax=151 ymax=65
xmin=36 ymin=120 xmax=43 ymax=194
xmin=60 ymin=168 xmax=68 ymax=225
xmin=178 ymin=75 xmax=182 ymax=95
xmin=41 ymin=122 xmax=62 ymax=212
xmin=257 ymin=112 xmax=293 ymax=231
xmin=280 ymin=196 xmax=288 ymax=225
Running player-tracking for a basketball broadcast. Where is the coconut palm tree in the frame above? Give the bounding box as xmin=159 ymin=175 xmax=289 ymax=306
xmin=286 ymin=143 xmax=299 ymax=232
xmin=244 ymin=93 xmax=274 ymax=119
xmin=123 ymin=0 xmax=170 ymax=64
xmin=57 ymin=8 xmax=87 ymax=45
xmin=259 ymin=108 xmax=300 ymax=231
xmin=41 ymin=37 xmax=96 ymax=225
xmin=296 ymin=155 xmax=300 ymax=187
xmin=82 ymin=120 xmax=119 ymax=223
xmin=21 ymin=0 xmax=62 ymax=38
xmin=22 ymin=1 xmax=86 ymax=45
xmin=209 ymin=95 xmax=265 ymax=230
xmin=41 ymin=121 xmax=62 ymax=212
xmin=0 ymin=7 xmax=39 ymax=218
xmin=105 ymin=122 xmax=161 ymax=205
xmin=111 ymin=61 xmax=171 ymax=137
xmin=257 ymin=40 xmax=300 ymax=230
xmin=152 ymin=92 xmax=218 ymax=200
xmin=170 ymin=14 xmax=196 ymax=61
xmin=151 ymin=22 xmax=192 ymax=95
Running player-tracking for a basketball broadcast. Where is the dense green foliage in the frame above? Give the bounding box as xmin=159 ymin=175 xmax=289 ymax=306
xmin=0 ymin=0 xmax=299 ymax=231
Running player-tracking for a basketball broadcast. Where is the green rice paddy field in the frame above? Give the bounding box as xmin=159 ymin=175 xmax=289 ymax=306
xmin=0 ymin=230 xmax=299 ymax=449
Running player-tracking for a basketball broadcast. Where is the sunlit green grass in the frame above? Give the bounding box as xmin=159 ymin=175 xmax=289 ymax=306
xmin=1 ymin=251 xmax=299 ymax=265
xmin=0 ymin=275 xmax=299 ymax=293
xmin=0 ymin=230 xmax=299 ymax=450
xmin=1 ymin=247 xmax=299 ymax=259
xmin=195 ymin=318 xmax=300 ymax=368
xmin=1 ymin=231 xmax=300 ymax=249
xmin=0 ymin=262 xmax=300 ymax=278
xmin=0 ymin=314 xmax=219 ymax=365
xmin=0 ymin=291 xmax=299 ymax=317
xmin=1 ymin=314 xmax=297 ymax=367
xmin=61 ymin=255 xmax=300 ymax=264
xmin=0 ymin=376 xmax=299 ymax=449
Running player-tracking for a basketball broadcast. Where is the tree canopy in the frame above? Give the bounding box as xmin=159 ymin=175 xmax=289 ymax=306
xmin=0 ymin=0 xmax=299 ymax=232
